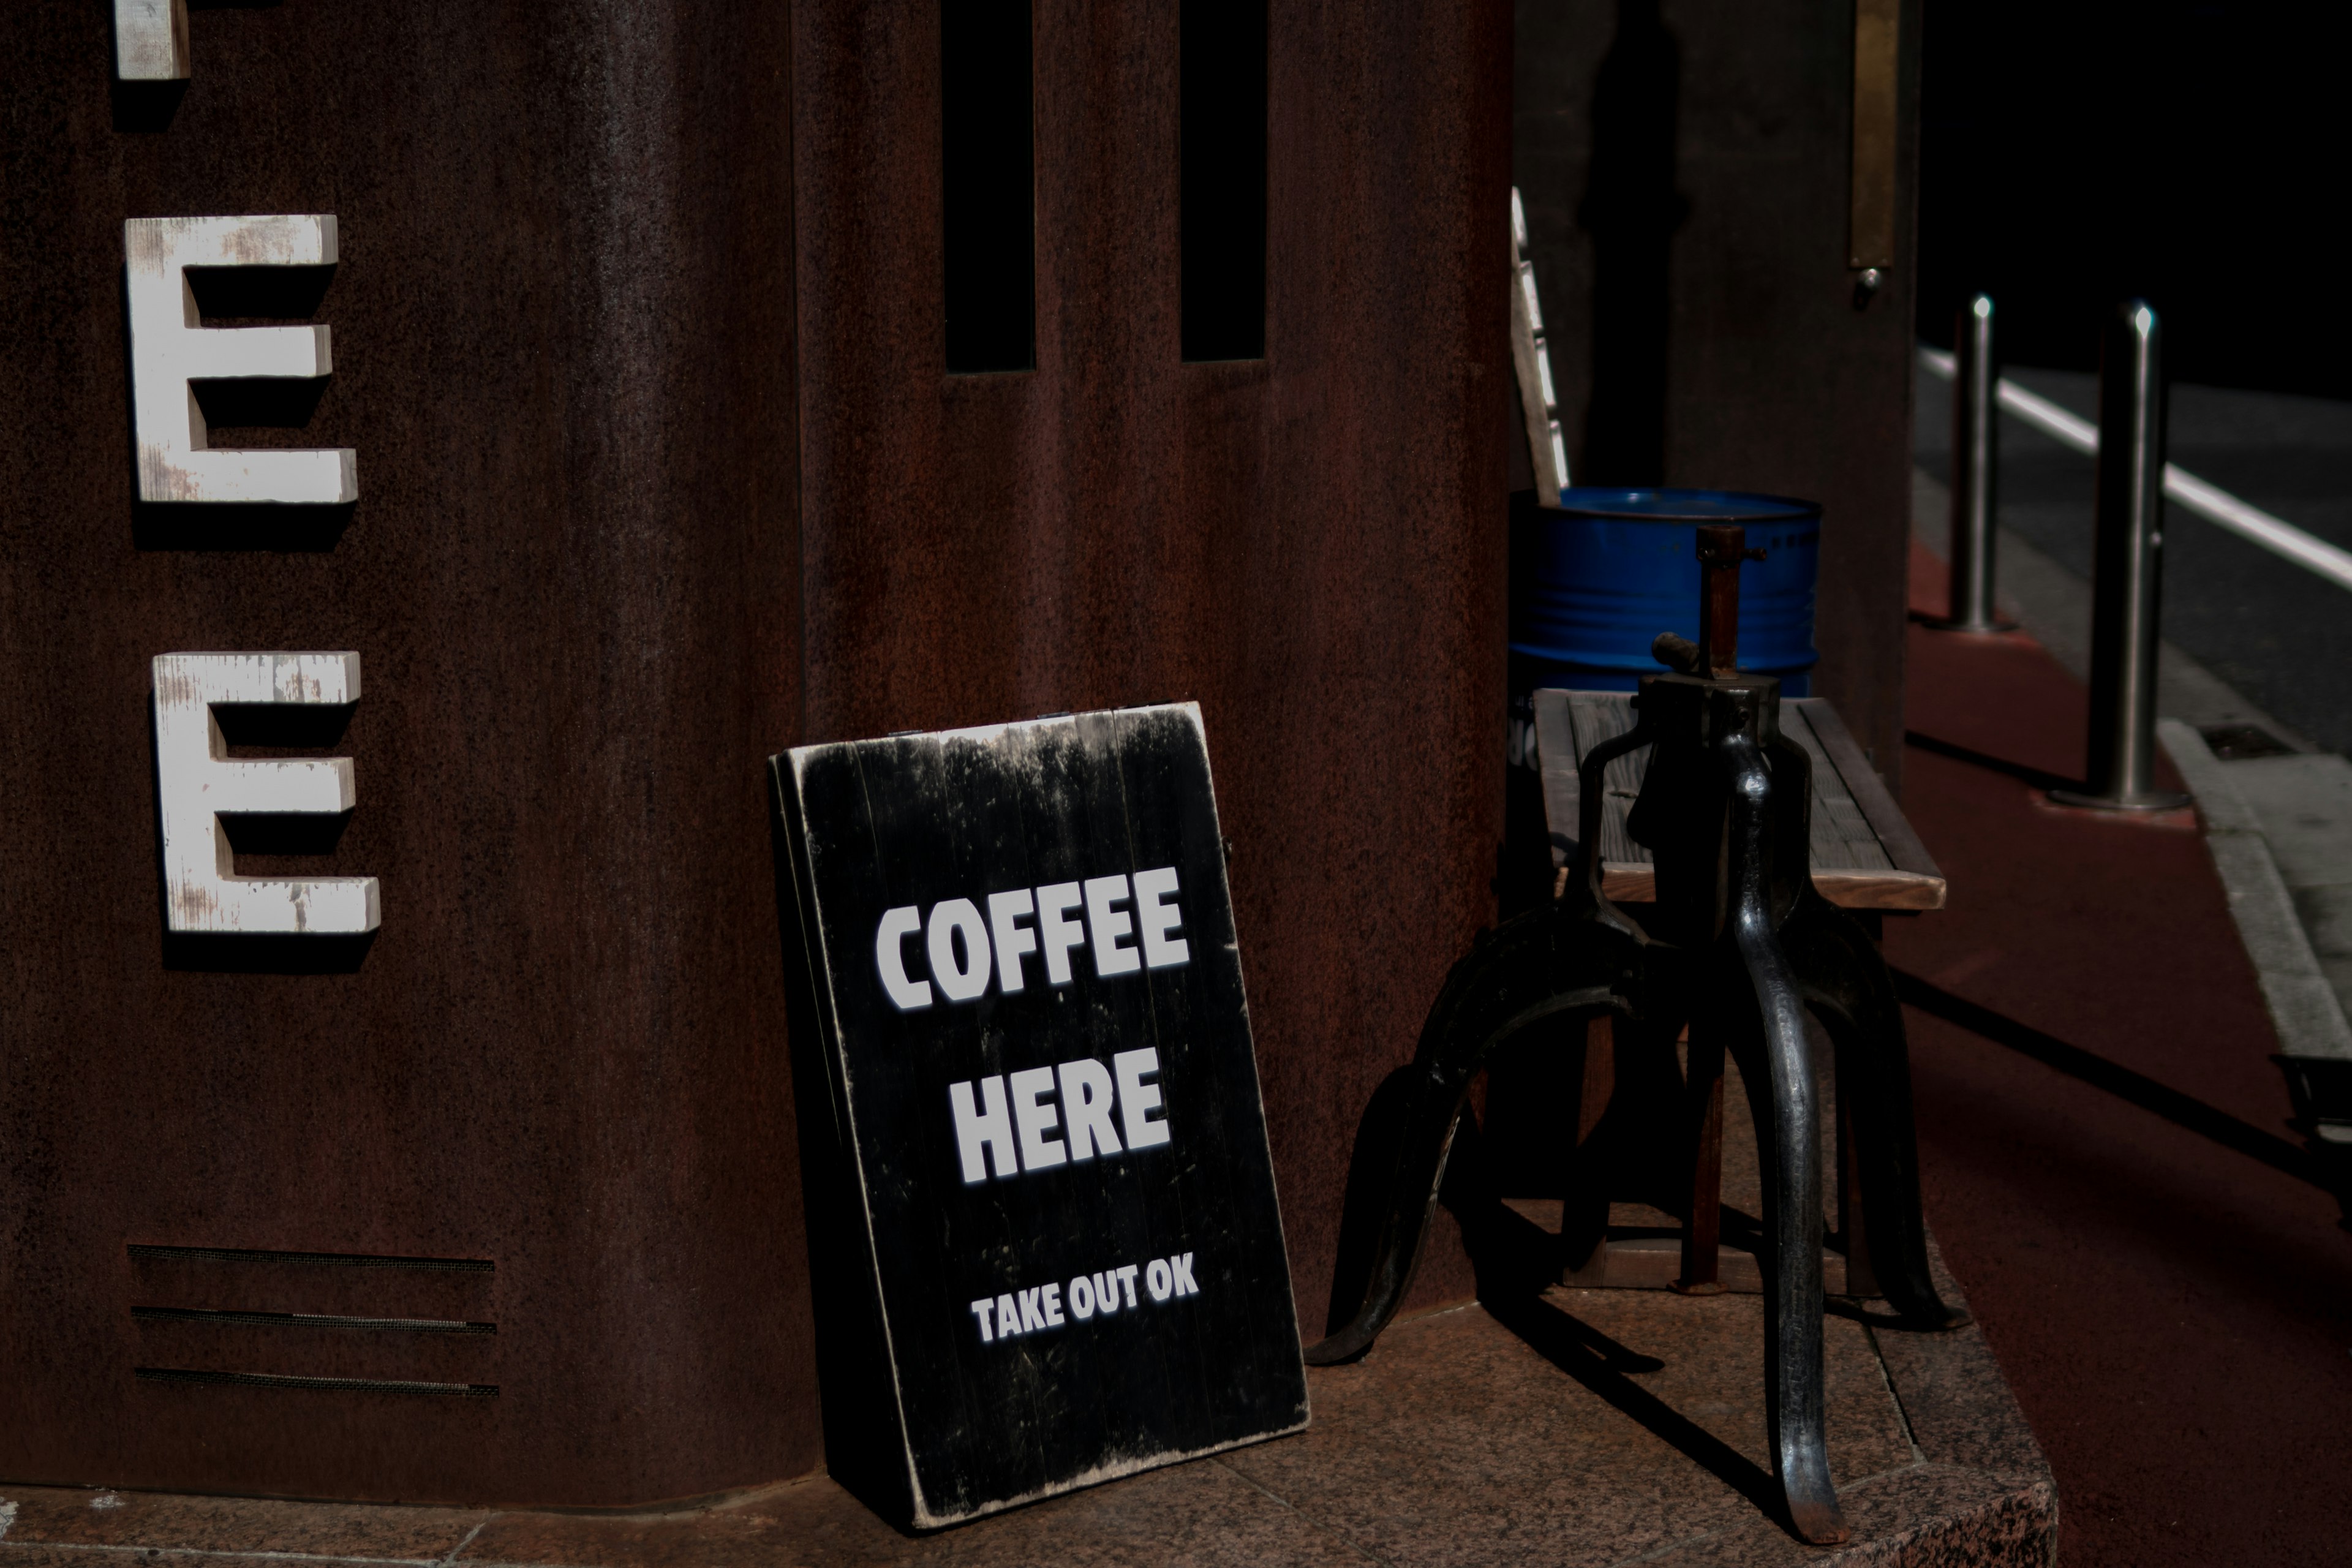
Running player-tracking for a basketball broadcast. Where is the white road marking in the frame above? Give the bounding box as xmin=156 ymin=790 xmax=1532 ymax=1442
xmin=1920 ymin=346 xmax=2352 ymax=595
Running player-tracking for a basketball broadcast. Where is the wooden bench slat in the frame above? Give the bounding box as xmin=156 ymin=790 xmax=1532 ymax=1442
xmin=1531 ymin=688 xmax=1946 ymax=912
xmin=1780 ymin=703 xmax=1894 ymax=873
xmin=1795 ymin=696 xmax=1945 ymax=884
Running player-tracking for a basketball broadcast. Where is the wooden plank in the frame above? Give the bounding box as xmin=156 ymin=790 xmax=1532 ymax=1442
xmin=1781 ymin=704 xmax=1894 ymax=875
xmin=1531 ymin=688 xmax=1594 ymax=867
xmin=1580 ymin=693 xmax=1648 ymax=868
xmin=1531 ymin=689 xmax=1945 ymax=911
xmin=1799 ymin=698 xmax=1946 ymax=884
xmin=1811 ymin=868 xmax=1945 ymax=911
xmin=1532 ymin=688 xmax=1647 ymax=870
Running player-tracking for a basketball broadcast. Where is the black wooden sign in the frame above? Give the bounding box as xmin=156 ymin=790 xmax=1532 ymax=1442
xmin=772 ymin=704 xmax=1306 ymax=1528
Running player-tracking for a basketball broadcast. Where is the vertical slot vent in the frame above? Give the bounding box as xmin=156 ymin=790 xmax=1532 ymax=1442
xmin=1180 ymin=0 xmax=1268 ymax=361
xmin=941 ymin=0 xmax=1036 ymax=374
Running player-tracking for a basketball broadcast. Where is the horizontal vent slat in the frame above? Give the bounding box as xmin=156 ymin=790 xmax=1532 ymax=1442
xmin=135 ymin=1366 xmax=499 ymax=1397
xmin=132 ymin=1305 xmax=495 ymax=1335
xmin=129 ymin=1243 xmax=492 ymax=1273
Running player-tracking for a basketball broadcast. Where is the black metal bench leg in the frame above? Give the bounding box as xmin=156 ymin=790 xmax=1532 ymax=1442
xmin=1562 ymin=1012 xmax=1619 ymax=1286
xmin=1303 ymin=905 xmax=1637 ymax=1366
xmin=1675 ymin=1023 xmax=1726 ymax=1294
xmin=1717 ymin=728 xmax=1849 ymax=1546
xmin=1784 ymin=899 xmax=1970 ymax=1331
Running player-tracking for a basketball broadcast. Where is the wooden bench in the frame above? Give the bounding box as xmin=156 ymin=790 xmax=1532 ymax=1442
xmin=1320 ymin=671 xmax=1967 ymax=1543
xmin=1532 ymin=688 xmax=1945 ymax=911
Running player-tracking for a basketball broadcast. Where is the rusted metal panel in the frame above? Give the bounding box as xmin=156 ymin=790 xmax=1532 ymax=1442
xmin=793 ymin=0 xmax=1514 ymax=1338
xmin=3 ymin=0 xmax=1510 ymax=1506
xmin=0 ymin=0 xmax=808 ymax=1504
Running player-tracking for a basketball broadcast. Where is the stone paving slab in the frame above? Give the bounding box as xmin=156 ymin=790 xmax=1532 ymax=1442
xmin=1 ymin=1267 xmax=2051 ymax=1568
xmin=2230 ymin=753 xmax=2352 ymax=889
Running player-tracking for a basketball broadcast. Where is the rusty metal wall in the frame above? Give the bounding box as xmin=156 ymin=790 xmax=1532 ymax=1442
xmin=1515 ymin=0 xmax=1923 ymax=786
xmin=0 ymin=0 xmax=809 ymax=1504
xmin=793 ymin=0 xmax=1514 ymax=1339
xmin=2 ymin=0 xmax=1512 ymax=1507
xmin=2 ymin=0 xmax=1926 ymax=1512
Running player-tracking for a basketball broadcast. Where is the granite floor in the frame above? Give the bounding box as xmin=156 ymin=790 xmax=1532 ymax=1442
xmin=0 ymin=1256 xmax=2051 ymax=1568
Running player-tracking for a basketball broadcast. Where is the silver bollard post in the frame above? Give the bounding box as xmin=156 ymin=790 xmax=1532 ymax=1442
xmin=2051 ymin=300 xmax=2190 ymax=812
xmin=1938 ymin=294 xmax=2008 ymax=631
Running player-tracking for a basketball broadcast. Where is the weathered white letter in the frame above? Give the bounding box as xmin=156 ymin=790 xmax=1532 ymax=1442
xmin=124 ymin=216 xmax=356 ymax=505
xmin=115 ymin=0 xmax=190 ymax=81
xmin=1113 ymin=1046 xmax=1172 ymax=1150
xmin=153 ymin=652 xmax=379 ymax=935
xmin=875 ymin=905 xmax=932 ymax=1009
xmin=1133 ymin=865 xmax=1190 ymax=968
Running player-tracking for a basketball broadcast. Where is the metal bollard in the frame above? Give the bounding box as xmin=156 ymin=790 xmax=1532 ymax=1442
xmin=1938 ymin=295 xmax=2008 ymax=631
xmin=2051 ymin=300 xmax=2190 ymax=812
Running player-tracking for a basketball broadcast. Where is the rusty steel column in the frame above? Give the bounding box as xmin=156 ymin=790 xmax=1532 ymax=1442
xmin=0 ymin=0 xmax=807 ymax=1504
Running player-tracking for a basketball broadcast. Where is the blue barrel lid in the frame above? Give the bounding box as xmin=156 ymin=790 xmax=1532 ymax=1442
xmin=1553 ymin=486 xmax=1819 ymax=524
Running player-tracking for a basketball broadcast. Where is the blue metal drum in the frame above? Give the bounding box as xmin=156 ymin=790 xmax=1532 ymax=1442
xmin=1510 ymin=486 xmax=1822 ymax=696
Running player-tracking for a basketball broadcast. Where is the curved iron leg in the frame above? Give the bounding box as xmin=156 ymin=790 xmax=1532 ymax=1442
xmin=1784 ymin=898 xmax=1970 ymax=1330
xmin=1304 ymin=906 xmax=1635 ymax=1365
xmin=1719 ymin=729 xmax=1849 ymax=1545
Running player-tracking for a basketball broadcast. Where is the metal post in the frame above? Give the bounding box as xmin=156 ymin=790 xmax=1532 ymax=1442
xmin=2051 ymin=300 xmax=2190 ymax=812
xmin=1939 ymin=294 xmax=2007 ymax=631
